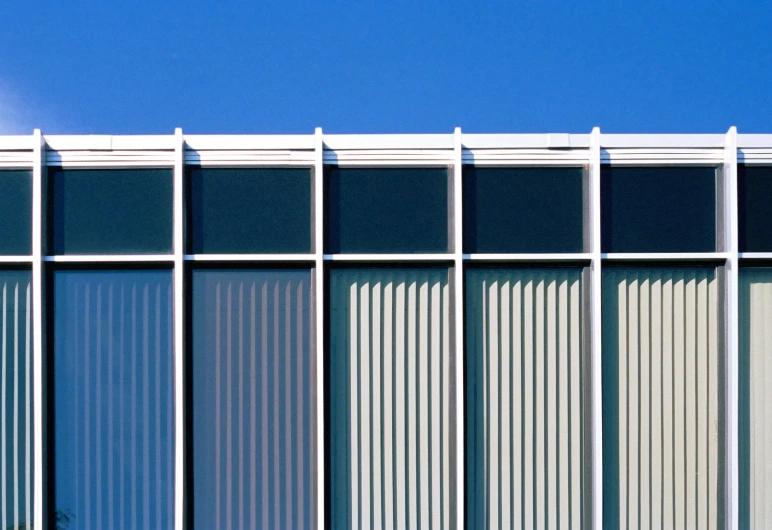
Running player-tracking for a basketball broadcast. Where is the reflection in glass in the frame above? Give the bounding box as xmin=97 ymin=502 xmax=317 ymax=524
xmin=191 ymin=269 xmax=316 ymax=528
xmin=1 ymin=271 xmax=32 ymax=529
xmin=54 ymin=270 xmax=174 ymax=529
xmin=329 ymin=268 xmax=454 ymax=529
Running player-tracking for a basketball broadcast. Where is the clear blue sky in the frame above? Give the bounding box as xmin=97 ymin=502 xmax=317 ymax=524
xmin=1 ymin=2 xmax=770 ymax=135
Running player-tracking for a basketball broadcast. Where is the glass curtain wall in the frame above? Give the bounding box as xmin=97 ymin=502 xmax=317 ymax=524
xmin=602 ymin=267 xmax=722 ymax=529
xmin=190 ymin=269 xmax=316 ymax=529
xmin=465 ymin=268 xmax=585 ymax=529
xmin=329 ymin=268 xmax=454 ymax=530
xmin=53 ymin=270 xmax=175 ymax=530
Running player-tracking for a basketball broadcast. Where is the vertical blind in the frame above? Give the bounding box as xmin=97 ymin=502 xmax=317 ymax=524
xmin=191 ymin=269 xmax=316 ymax=529
xmin=466 ymin=268 xmax=585 ymax=529
xmin=739 ymin=268 xmax=772 ymax=528
xmin=602 ymin=267 xmax=721 ymax=530
xmin=54 ymin=271 xmax=175 ymax=530
xmin=1 ymin=271 xmax=32 ymax=530
xmin=329 ymin=268 xmax=454 ymax=530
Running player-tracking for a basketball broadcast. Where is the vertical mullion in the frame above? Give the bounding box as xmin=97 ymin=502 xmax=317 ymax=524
xmin=589 ymin=126 xmax=603 ymax=529
xmin=453 ymin=126 xmax=464 ymax=530
xmin=174 ymin=127 xmax=185 ymax=530
xmin=725 ymin=125 xmax=739 ymax=530
xmin=314 ymin=126 xmax=325 ymax=530
xmin=32 ymin=128 xmax=44 ymax=529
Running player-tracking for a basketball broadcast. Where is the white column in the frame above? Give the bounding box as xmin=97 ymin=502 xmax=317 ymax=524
xmin=31 ymin=128 xmax=44 ymax=529
xmin=724 ymin=125 xmax=739 ymax=530
xmin=314 ymin=126 xmax=326 ymax=530
xmin=453 ymin=126 xmax=464 ymax=530
xmin=589 ymin=126 xmax=603 ymax=529
xmin=173 ymin=128 xmax=185 ymax=530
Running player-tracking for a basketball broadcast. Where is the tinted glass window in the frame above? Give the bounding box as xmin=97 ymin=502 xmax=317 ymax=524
xmin=601 ymin=166 xmax=716 ymax=253
xmin=49 ymin=169 xmax=173 ymax=254
xmin=463 ymin=167 xmax=584 ymax=253
xmin=54 ymin=270 xmax=174 ymax=528
xmin=0 ymin=270 xmax=33 ymax=528
xmin=738 ymin=165 xmax=772 ymax=252
xmin=325 ymin=168 xmax=449 ymax=253
xmin=187 ymin=167 xmax=312 ymax=254
xmin=0 ymin=171 xmax=31 ymax=255
xmin=191 ymin=269 xmax=315 ymax=528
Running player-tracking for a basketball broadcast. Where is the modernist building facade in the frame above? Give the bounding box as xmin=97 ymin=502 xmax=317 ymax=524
xmin=0 ymin=128 xmax=770 ymax=529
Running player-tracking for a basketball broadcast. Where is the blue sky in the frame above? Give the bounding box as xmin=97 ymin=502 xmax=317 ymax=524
xmin=1 ymin=2 xmax=770 ymax=135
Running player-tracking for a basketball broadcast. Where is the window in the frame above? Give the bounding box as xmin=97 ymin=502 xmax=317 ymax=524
xmin=0 ymin=171 xmax=32 ymax=255
xmin=739 ymin=268 xmax=772 ymax=527
xmin=602 ymin=267 xmax=721 ymax=528
xmin=329 ymin=268 xmax=454 ymax=529
xmin=0 ymin=270 xmax=32 ymax=529
xmin=53 ymin=270 xmax=175 ymax=528
xmin=463 ymin=167 xmax=584 ymax=253
xmin=325 ymin=168 xmax=449 ymax=253
xmin=190 ymin=269 xmax=316 ymax=528
xmin=601 ymin=166 xmax=717 ymax=253
xmin=738 ymin=165 xmax=772 ymax=252
xmin=465 ymin=268 xmax=584 ymax=528
xmin=187 ymin=168 xmax=312 ymax=254
xmin=49 ymin=169 xmax=173 ymax=254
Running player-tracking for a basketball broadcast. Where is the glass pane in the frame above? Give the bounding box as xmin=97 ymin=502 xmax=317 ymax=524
xmin=191 ymin=269 xmax=315 ymax=528
xmin=54 ymin=270 xmax=174 ymax=529
xmin=187 ymin=168 xmax=312 ymax=254
xmin=49 ymin=169 xmax=173 ymax=254
xmin=325 ymin=168 xmax=449 ymax=253
xmin=0 ymin=271 xmax=32 ymax=529
xmin=463 ymin=167 xmax=584 ymax=253
xmin=738 ymin=165 xmax=772 ymax=252
xmin=739 ymin=268 xmax=772 ymax=528
xmin=601 ymin=166 xmax=716 ymax=253
xmin=0 ymin=171 xmax=32 ymax=255
xmin=465 ymin=268 xmax=584 ymax=528
xmin=329 ymin=268 xmax=454 ymax=529
xmin=602 ymin=267 xmax=722 ymax=528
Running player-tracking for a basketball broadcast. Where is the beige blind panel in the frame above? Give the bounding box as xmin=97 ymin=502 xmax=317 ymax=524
xmin=466 ymin=268 xmax=584 ymax=529
xmin=739 ymin=268 xmax=772 ymax=528
xmin=329 ymin=268 xmax=454 ymax=530
xmin=602 ymin=268 xmax=721 ymax=530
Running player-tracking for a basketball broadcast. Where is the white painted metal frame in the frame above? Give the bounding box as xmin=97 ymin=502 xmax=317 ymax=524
xmin=724 ymin=126 xmax=739 ymax=530
xmin=0 ymin=127 xmax=768 ymax=529
xmin=452 ymin=127 xmax=465 ymax=530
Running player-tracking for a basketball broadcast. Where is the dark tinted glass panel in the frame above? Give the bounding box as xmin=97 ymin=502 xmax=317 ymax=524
xmin=54 ymin=270 xmax=174 ymax=529
xmin=0 ymin=271 xmax=33 ymax=528
xmin=0 ymin=171 xmax=31 ymax=255
xmin=191 ymin=269 xmax=315 ymax=528
xmin=325 ymin=168 xmax=449 ymax=253
xmin=50 ymin=169 xmax=173 ymax=254
xmin=463 ymin=167 xmax=584 ymax=253
xmin=187 ymin=168 xmax=312 ymax=254
xmin=739 ymin=166 xmax=772 ymax=252
xmin=601 ymin=166 xmax=716 ymax=253
xmin=329 ymin=268 xmax=454 ymax=529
